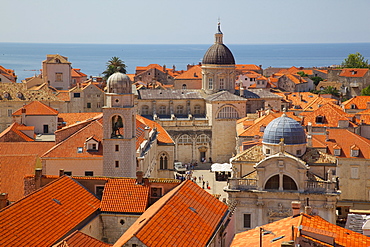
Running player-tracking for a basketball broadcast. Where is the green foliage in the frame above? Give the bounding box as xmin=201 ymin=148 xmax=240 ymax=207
xmin=102 ymin=57 xmax=127 ymax=80
xmin=361 ymin=85 xmax=370 ymax=96
xmin=319 ymin=86 xmax=340 ymax=97
xmin=310 ymin=76 xmax=324 ymax=86
xmin=297 ymin=71 xmax=308 ymax=77
xmin=341 ymin=52 xmax=370 ymax=68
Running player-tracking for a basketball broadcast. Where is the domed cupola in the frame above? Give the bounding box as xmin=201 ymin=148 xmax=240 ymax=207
xmin=107 ymin=72 xmax=132 ymax=94
xmin=202 ymin=22 xmax=235 ymax=65
xmin=262 ymin=112 xmax=307 ymax=157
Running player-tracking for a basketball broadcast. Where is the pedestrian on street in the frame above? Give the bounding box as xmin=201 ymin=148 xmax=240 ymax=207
xmin=206 ymin=181 xmax=209 ymax=189
xmin=202 ymin=180 xmax=205 ymax=189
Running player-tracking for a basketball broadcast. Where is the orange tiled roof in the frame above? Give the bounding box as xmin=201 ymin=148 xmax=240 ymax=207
xmin=0 ymin=176 xmax=100 ymax=246
xmin=339 ymin=68 xmax=369 ymax=77
xmin=58 ymin=112 xmax=103 ymax=127
xmin=100 ymin=178 xmax=149 ymax=213
xmin=235 ymin=64 xmax=261 ymax=72
xmin=113 ymin=180 xmax=229 ymax=247
xmin=0 ymin=65 xmax=17 ymax=82
xmin=301 ymin=102 xmax=357 ymax=127
xmin=175 ymin=65 xmax=202 ymax=79
xmin=55 ymin=90 xmax=71 ymax=101
xmin=71 ymin=68 xmax=87 ymax=78
xmin=231 ymin=213 xmax=370 ymax=247
xmin=54 ymin=230 xmax=112 ymax=247
xmin=136 ymin=115 xmax=174 ymax=145
xmin=238 ymin=111 xmax=301 ymax=137
xmin=286 ymin=74 xmax=307 ymax=84
xmin=0 ymin=122 xmax=35 ymax=142
xmin=312 ymin=129 xmax=370 ymax=159
xmin=13 ymin=100 xmax=58 ymax=116
xmin=342 ymin=96 xmax=370 ymax=110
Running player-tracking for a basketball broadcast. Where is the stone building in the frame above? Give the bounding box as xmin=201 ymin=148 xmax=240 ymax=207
xmin=42 ymin=54 xmax=72 ymax=90
xmin=227 ymin=113 xmax=339 ymax=233
xmin=137 ymin=23 xmax=247 ymax=164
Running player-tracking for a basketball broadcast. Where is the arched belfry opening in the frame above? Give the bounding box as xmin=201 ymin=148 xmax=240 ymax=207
xmin=265 ymin=174 xmax=298 ymax=191
xmin=111 ymin=115 xmax=124 ymax=138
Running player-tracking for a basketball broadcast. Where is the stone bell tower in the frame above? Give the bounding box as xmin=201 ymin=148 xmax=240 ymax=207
xmin=103 ymin=72 xmax=136 ymax=177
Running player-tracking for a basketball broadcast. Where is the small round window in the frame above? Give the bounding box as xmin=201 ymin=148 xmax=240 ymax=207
xmin=115 ymin=99 xmax=119 ymax=103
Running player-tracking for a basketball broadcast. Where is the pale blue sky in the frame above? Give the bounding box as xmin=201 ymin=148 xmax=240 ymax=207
xmin=3 ymin=0 xmax=370 ymax=44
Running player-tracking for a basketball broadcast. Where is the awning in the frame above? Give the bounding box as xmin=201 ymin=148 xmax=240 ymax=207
xmin=211 ymin=163 xmax=232 ymax=172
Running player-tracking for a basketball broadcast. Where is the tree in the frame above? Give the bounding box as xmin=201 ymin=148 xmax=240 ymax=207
xmin=341 ymin=52 xmax=370 ymax=68
xmin=297 ymin=71 xmax=309 ymax=77
xmin=319 ymin=86 xmax=340 ymax=97
xmin=102 ymin=56 xmax=127 ymax=80
xmin=361 ymin=85 xmax=370 ymax=96
xmin=310 ymin=76 xmax=324 ymax=86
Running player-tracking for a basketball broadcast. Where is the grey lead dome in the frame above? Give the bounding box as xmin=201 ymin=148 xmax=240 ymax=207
xmin=202 ymin=44 xmax=235 ymax=65
xmin=262 ymin=115 xmax=307 ymax=145
xmin=107 ymin=72 xmax=132 ymax=94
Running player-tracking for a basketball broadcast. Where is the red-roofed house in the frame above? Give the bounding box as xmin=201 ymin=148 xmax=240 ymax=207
xmin=174 ymin=64 xmax=202 ymax=89
xmin=113 ymin=180 xmax=235 ymax=247
xmin=277 ymin=74 xmax=314 ymax=92
xmin=231 ymin=212 xmax=370 ymax=247
xmin=328 ymin=68 xmax=370 ymax=96
xmin=0 ymin=65 xmax=17 ymax=83
xmin=342 ymin=95 xmax=370 ymax=113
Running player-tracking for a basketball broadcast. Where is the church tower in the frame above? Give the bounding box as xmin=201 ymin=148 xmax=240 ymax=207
xmin=103 ymin=72 xmax=136 ymax=177
xmin=202 ymin=22 xmax=236 ymax=94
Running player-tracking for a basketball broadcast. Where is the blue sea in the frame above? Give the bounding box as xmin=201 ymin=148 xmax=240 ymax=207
xmin=1 ymin=42 xmax=370 ymax=81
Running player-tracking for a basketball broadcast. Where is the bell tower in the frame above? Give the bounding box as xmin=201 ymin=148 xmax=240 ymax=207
xmin=103 ymin=72 xmax=136 ymax=177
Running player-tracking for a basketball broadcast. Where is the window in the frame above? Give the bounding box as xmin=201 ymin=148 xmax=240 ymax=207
xmin=97 ymin=102 xmax=101 ymax=108
xmin=142 ymin=105 xmax=149 ymax=115
xmin=351 ymin=149 xmax=359 ymax=157
xmin=315 ymin=116 xmax=324 ymax=124
xmin=208 ymin=78 xmax=213 ymax=90
xmin=115 ymin=145 xmax=119 ymax=151
xmin=196 ymin=134 xmax=210 ymax=143
xmin=243 ymin=214 xmax=251 ymax=228
xmin=176 ymin=105 xmax=184 ymax=115
xmin=159 ymin=105 xmax=166 ymax=115
xmin=266 ymin=148 xmax=271 ymax=154
xmin=296 ymin=150 xmax=301 ymax=156
xmin=351 ymin=167 xmax=359 ymax=179
xmin=178 ymin=134 xmax=192 ymax=144
xmin=265 ymin=175 xmax=279 ymax=190
xmin=115 ymin=161 xmax=119 ymax=168
xmin=74 ymin=93 xmax=80 ymax=98
xmin=194 ymin=105 xmax=201 ymax=115
xmin=55 ymin=72 xmax=63 ymax=82
xmin=334 ymin=149 xmax=341 ymax=156
xmin=182 ymin=84 xmax=187 ymax=89
xmin=283 ymin=175 xmax=297 ymax=190
xmin=85 ymin=171 xmax=94 ymax=176
xmin=64 ymin=171 xmax=72 ymax=176
xmin=95 ymin=186 xmax=104 ymax=198
xmin=77 ymin=147 xmax=83 ymax=153
xmin=220 ymin=78 xmax=225 ymax=89
xmin=217 ymin=106 xmax=239 ymax=119
xmin=87 ymin=103 xmax=91 ymax=108
xmin=7 ymin=109 xmax=12 ymax=117
xmin=87 ymin=142 xmax=97 ymax=150
xmin=160 ymin=153 xmax=168 ymax=169
xmin=151 ymin=187 xmax=163 ymax=198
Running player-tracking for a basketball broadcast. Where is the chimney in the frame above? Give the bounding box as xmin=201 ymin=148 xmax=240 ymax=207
xmin=291 ymin=201 xmax=301 ymax=216
xmin=367 ymin=101 xmax=370 ymax=110
xmin=21 ymin=108 xmax=26 ymax=125
xmin=163 ymin=64 xmax=166 ymax=72
xmin=0 ymin=193 xmax=9 ymax=209
xmin=305 ymin=206 xmax=312 ymax=215
xmin=59 ymin=169 xmax=65 ymax=177
xmin=35 ymin=168 xmax=42 ymax=190
xmin=325 ymin=130 xmax=329 ymax=141
xmin=144 ymin=126 xmax=150 ymax=140
xmin=136 ymin=171 xmax=144 ymax=185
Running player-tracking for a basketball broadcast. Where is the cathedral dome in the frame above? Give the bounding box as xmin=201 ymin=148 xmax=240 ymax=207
xmin=107 ymin=72 xmax=132 ymax=94
xmin=262 ymin=114 xmax=306 ymax=145
xmin=202 ymin=23 xmax=235 ymax=65
xmin=202 ymin=44 xmax=235 ymax=65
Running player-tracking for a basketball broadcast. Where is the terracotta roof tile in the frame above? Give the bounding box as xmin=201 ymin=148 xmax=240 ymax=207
xmin=339 ymin=68 xmax=369 ymax=78
xmin=0 ymin=176 xmax=100 ymax=246
xmin=54 ymin=230 xmax=112 ymax=247
xmin=56 ymin=91 xmax=71 ymax=101
xmin=58 ymin=112 xmax=103 ymax=127
xmin=0 ymin=122 xmax=35 ymax=142
xmin=100 ymin=178 xmax=149 ymax=213
xmin=13 ymin=100 xmax=58 ymax=116
xmin=312 ymin=129 xmax=370 ymax=159
xmin=175 ymin=65 xmax=202 ymax=79
xmin=342 ymin=96 xmax=370 ymax=110
xmin=231 ymin=213 xmax=370 ymax=247
xmin=113 ymin=180 xmax=228 ymax=247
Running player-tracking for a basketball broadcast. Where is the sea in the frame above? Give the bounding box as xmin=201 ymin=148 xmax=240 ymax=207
xmin=1 ymin=42 xmax=370 ymax=81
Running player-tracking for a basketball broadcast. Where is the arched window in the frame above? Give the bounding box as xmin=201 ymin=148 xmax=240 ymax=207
xmin=142 ymin=105 xmax=149 ymax=115
xmin=283 ymin=175 xmax=298 ymax=190
xmin=159 ymin=105 xmax=166 ymax=115
xmin=178 ymin=134 xmax=192 ymax=144
xmin=182 ymin=84 xmax=187 ymax=89
xmin=194 ymin=105 xmax=201 ymax=115
xmin=111 ymin=115 xmax=123 ymax=138
xmin=265 ymin=175 xmax=279 ymax=190
xmin=159 ymin=153 xmax=168 ymax=169
xmin=196 ymin=134 xmax=210 ymax=143
xmin=217 ymin=106 xmax=239 ymax=119
xmin=176 ymin=105 xmax=184 ymax=115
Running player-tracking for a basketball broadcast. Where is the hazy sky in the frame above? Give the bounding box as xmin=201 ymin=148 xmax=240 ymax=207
xmin=3 ymin=0 xmax=370 ymax=44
